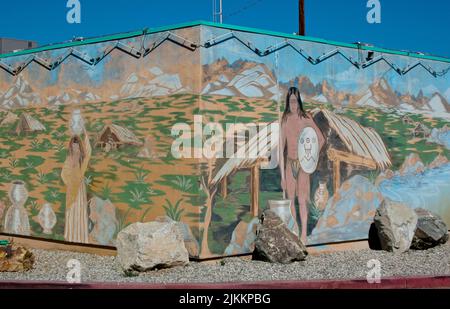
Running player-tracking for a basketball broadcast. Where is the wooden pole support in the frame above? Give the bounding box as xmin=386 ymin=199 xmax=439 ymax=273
xmin=220 ymin=176 xmax=228 ymax=199
xmin=327 ymin=147 xmax=377 ymax=193
xmin=250 ymin=164 xmax=260 ymax=217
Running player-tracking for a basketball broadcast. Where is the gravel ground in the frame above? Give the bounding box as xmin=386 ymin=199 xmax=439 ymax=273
xmin=1 ymin=243 xmax=449 ymax=284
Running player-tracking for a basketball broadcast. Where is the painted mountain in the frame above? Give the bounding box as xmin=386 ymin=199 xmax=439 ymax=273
xmin=0 ymin=76 xmax=42 ymax=109
xmin=0 ymin=66 xmax=191 ymax=110
xmin=116 ymin=67 xmax=191 ymax=100
xmin=293 ymin=74 xmax=450 ymax=115
xmin=202 ymin=60 xmax=450 ymax=118
xmin=354 ymin=79 xmax=450 ymax=113
xmin=202 ymin=59 xmax=280 ymax=100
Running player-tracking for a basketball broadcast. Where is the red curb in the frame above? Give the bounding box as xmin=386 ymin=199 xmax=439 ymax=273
xmin=0 ymin=275 xmax=449 ymax=289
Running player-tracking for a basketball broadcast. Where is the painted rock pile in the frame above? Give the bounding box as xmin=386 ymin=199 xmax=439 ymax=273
xmin=225 ymin=218 xmax=259 ymax=256
xmin=88 ymin=197 xmax=118 ymax=246
xmin=308 ymin=175 xmax=383 ymax=245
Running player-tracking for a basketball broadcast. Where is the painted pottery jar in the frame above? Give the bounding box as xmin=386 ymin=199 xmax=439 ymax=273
xmin=4 ymin=181 xmax=31 ymax=236
xmin=37 ymin=203 xmax=57 ymax=234
xmin=267 ymin=199 xmax=298 ymax=236
xmin=313 ymin=180 xmax=329 ymax=211
xmin=70 ymin=109 xmax=85 ymax=136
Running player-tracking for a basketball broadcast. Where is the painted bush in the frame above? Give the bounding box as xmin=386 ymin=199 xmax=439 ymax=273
xmin=0 ymin=22 xmax=449 ymax=258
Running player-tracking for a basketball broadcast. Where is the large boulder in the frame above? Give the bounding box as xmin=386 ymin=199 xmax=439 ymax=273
xmin=253 ymin=210 xmax=307 ymax=263
xmin=411 ymin=208 xmax=449 ymax=250
xmin=374 ymin=199 xmax=418 ymax=253
xmin=308 ymin=175 xmax=384 ymax=244
xmin=155 ymin=216 xmax=199 ymax=257
xmin=116 ymin=221 xmax=189 ymax=275
xmin=0 ymin=246 xmax=34 ymax=272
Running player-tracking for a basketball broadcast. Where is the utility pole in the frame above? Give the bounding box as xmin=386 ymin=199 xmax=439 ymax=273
xmin=213 ymin=0 xmax=223 ymax=24
xmin=299 ymin=0 xmax=305 ymax=35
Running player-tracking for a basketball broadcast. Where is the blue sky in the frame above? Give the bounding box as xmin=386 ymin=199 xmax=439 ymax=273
xmin=0 ymin=0 xmax=449 ymax=58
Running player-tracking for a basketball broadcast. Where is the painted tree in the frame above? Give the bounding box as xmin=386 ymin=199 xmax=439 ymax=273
xmin=199 ymin=159 xmax=219 ymax=257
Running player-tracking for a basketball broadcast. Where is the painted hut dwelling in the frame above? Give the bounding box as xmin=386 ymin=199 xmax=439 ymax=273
xmin=210 ymin=125 xmax=277 ymax=218
xmin=15 ymin=113 xmax=46 ymax=135
xmin=95 ymin=123 xmax=143 ymax=151
xmin=0 ymin=21 xmax=449 ymax=259
xmin=311 ymin=108 xmax=392 ymax=193
xmin=0 ymin=111 xmax=18 ymax=127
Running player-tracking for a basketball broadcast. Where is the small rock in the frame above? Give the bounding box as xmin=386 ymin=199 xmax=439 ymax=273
xmin=116 ymin=221 xmax=189 ymax=275
xmin=0 ymin=246 xmax=34 ymax=272
xmin=411 ymin=208 xmax=449 ymax=250
xmin=374 ymin=199 xmax=418 ymax=253
xmin=398 ymin=153 xmax=425 ymax=176
xmin=253 ymin=210 xmax=308 ymax=264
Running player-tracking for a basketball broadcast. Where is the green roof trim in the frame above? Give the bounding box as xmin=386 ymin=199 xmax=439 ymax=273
xmin=1 ymin=20 xmax=449 ymax=64
xmin=197 ymin=20 xmax=450 ymax=63
xmin=0 ymin=29 xmax=145 ymax=59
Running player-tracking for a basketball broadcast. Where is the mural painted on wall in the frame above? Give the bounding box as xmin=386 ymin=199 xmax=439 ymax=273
xmin=199 ymin=25 xmax=450 ymax=256
xmin=0 ymin=23 xmax=449 ymax=258
xmin=0 ymin=27 xmax=204 ymax=258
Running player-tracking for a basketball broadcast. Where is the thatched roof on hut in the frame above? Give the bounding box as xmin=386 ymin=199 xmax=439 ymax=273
xmin=211 ymin=108 xmax=392 ymax=187
xmin=96 ymin=124 xmax=142 ymax=147
xmin=15 ymin=113 xmax=46 ymax=134
xmin=0 ymin=111 xmax=18 ymax=127
xmin=312 ymin=108 xmax=392 ymax=170
xmin=211 ymin=125 xmax=278 ymax=186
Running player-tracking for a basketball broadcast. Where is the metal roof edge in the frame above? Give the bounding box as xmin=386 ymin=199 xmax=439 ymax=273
xmin=1 ymin=20 xmax=449 ymax=64
xmin=196 ymin=20 xmax=450 ymax=64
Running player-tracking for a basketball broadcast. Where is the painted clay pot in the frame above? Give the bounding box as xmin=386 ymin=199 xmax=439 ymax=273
xmin=267 ymin=199 xmax=297 ymax=235
xmin=37 ymin=203 xmax=57 ymax=234
xmin=313 ymin=181 xmax=329 ymax=211
xmin=4 ymin=181 xmax=31 ymax=236
xmin=70 ymin=109 xmax=85 ymax=136
xmin=9 ymin=180 xmax=28 ymax=208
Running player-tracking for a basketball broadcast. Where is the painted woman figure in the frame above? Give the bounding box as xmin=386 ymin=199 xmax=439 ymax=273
xmin=280 ymin=87 xmax=325 ymax=243
xmin=61 ymin=113 xmax=91 ymax=244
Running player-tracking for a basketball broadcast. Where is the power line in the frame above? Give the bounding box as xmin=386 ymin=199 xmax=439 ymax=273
xmin=224 ymin=0 xmax=265 ymax=19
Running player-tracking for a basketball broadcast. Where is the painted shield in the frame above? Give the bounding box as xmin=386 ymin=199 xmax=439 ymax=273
xmin=297 ymin=126 xmax=320 ymax=174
